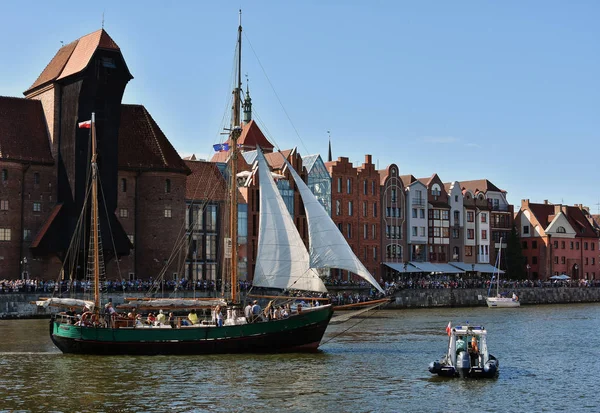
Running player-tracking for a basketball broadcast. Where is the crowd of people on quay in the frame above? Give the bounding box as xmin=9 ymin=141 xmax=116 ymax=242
xmin=3 ymin=274 xmax=598 ymax=295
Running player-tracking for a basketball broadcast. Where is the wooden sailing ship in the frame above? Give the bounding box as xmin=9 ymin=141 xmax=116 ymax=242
xmin=42 ymin=12 xmax=384 ymax=355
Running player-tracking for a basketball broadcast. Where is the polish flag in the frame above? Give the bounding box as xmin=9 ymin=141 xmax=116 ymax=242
xmin=446 ymin=321 xmax=452 ymax=336
xmin=78 ymin=120 xmax=92 ymax=129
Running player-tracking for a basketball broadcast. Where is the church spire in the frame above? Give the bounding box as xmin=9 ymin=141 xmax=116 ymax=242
xmin=243 ymin=80 xmax=252 ymax=123
xmin=327 ymin=131 xmax=332 ymax=162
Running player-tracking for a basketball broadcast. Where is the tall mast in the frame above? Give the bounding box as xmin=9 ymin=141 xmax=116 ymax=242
xmin=90 ymin=112 xmax=101 ymax=310
xmin=229 ymin=10 xmax=243 ymax=303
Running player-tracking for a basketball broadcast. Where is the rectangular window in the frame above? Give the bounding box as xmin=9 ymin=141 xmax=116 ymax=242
xmin=584 ymin=242 xmax=588 ymax=250
xmin=336 ymin=200 xmax=341 ymax=216
xmin=346 ymin=178 xmax=352 ymax=194
xmin=0 ymin=200 xmax=7 ymax=210
xmin=364 ymin=224 xmax=368 ymax=239
xmin=337 ymin=223 xmax=342 ymax=232
xmin=206 ymin=205 xmax=217 ymax=230
xmin=347 ymin=223 xmax=352 ymax=239
xmin=433 ymin=209 xmax=440 ymax=219
xmin=0 ymin=228 xmax=11 ymax=241
xmin=467 ymin=211 xmax=474 ymax=222
xmin=465 ymin=246 xmax=472 ymax=256
xmin=372 ymin=181 xmax=375 ymax=195
xmin=337 ymin=177 xmax=342 ymax=193
xmin=592 ymin=243 xmax=595 ymax=251
xmin=570 ymin=242 xmax=574 ymax=250
xmin=372 ymin=224 xmax=376 ymax=240
xmin=23 ymin=229 xmax=31 ymax=241
xmin=592 ymin=258 xmax=596 ymax=265
xmin=348 ymin=201 xmax=353 ymax=216
xmin=561 ymin=241 xmax=565 ymax=249
xmin=420 ymin=209 xmax=425 ymax=219
xmin=522 ymin=241 xmax=528 ymax=249
xmin=433 ymin=227 xmax=441 ymax=237
xmin=561 ymin=256 xmax=566 ymax=264
xmin=452 ymin=228 xmax=459 ymax=239
xmin=412 ymin=226 xmax=417 ymax=236
xmin=467 ymin=229 xmax=474 ymax=240
xmin=532 ymin=256 xmax=538 ymax=264
xmin=442 ymin=210 xmax=449 ymax=220
xmin=119 ymin=208 xmax=128 ymax=218
xmin=532 ymin=240 xmax=537 ymax=249
xmin=205 ymin=234 xmax=217 ymax=260
xmin=441 ymin=227 xmax=449 ymax=238
xmin=363 ymin=201 xmax=368 ymax=217
xmin=391 ymin=189 xmax=397 ymax=203
xmin=420 ymin=227 xmax=425 ymax=237
xmin=1 ymin=169 xmax=7 ymax=182
xmin=553 ymin=241 xmax=558 ymax=249
xmin=576 ymin=242 xmax=580 ymax=250
xmin=481 ymin=213 xmax=487 ymax=223
xmin=412 ymin=208 xmax=417 ymax=218
xmin=585 ymin=257 xmax=589 ymax=265
xmin=373 ymin=203 xmax=377 ymax=218
xmin=482 ymin=230 xmax=487 ymax=240
xmin=33 ymin=202 xmax=41 ymax=212
xmin=554 ymin=256 xmax=559 ymax=264
xmin=373 ymin=246 xmax=377 ymax=260
xmin=164 ymin=206 xmax=172 ymax=218
xmin=363 ymin=180 xmax=367 ymax=195
xmin=523 ymin=225 xmax=530 ymax=234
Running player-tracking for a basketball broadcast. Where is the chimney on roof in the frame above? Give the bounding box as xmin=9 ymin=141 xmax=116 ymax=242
xmin=554 ymin=205 xmax=562 ymax=215
xmin=544 ymin=200 xmax=548 ymax=204
xmin=365 ymin=154 xmax=372 ymax=165
xmin=562 ymin=205 xmax=568 ymax=215
xmin=522 ymin=199 xmax=529 ymax=207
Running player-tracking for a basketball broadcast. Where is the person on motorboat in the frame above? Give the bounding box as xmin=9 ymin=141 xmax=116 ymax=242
xmin=456 ymin=336 xmax=467 ymax=354
xmin=470 ymin=336 xmax=480 ymax=367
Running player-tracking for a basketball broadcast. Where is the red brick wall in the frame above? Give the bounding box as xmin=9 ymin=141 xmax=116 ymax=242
xmin=131 ymin=171 xmax=187 ymax=280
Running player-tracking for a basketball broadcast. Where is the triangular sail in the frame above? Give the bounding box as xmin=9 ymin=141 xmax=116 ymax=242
xmin=253 ymin=148 xmax=327 ymax=293
xmin=282 ymin=155 xmax=385 ymax=294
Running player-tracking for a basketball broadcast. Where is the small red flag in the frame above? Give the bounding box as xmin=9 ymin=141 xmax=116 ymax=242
xmin=78 ymin=120 xmax=92 ymax=129
xmin=446 ymin=321 xmax=452 ymax=336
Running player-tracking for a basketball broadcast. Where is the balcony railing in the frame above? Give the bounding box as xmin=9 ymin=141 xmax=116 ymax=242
xmin=412 ymin=198 xmax=425 ymax=206
xmin=491 ymin=204 xmax=510 ymax=212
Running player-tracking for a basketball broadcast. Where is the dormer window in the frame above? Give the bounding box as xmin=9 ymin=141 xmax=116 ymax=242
xmin=556 ymin=226 xmax=566 ymax=233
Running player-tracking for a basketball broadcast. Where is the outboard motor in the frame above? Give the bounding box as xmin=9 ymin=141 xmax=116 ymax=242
xmin=456 ymin=350 xmax=471 ymax=378
xmin=429 ymin=361 xmax=441 ymax=374
xmin=483 ymin=359 xmax=499 ymax=377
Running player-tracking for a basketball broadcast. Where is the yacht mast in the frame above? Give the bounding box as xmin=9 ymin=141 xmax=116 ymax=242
xmin=90 ymin=112 xmax=100 ymax=310
xmin=229 ymin=10 xmax=243 ymax=303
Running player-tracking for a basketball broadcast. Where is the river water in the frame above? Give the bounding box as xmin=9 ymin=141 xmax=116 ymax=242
xmin=1 ymin=304 xmax=599 ymax=412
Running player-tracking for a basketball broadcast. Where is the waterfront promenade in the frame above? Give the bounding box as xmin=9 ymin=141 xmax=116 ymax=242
xmin=2 ymin=276 xmax=600 ymax=318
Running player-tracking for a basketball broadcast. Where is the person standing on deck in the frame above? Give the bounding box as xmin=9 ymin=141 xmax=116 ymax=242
xmin=244 ymin=302 xmax=252 ymax=321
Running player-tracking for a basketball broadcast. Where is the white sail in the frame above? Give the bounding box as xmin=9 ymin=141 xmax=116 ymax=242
xmin=282 ymin=155 xmax=385 ymax=294
xmin=253 ymin=148 xmax=327 ymax=293
xmin=36 ymin=298 xmax=95 ymax=311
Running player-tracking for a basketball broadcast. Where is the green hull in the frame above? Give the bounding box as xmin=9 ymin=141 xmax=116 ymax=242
xmin=51 ymin=305 xmax=334 ymax=355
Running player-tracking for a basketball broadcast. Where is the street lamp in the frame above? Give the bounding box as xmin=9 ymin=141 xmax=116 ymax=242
xmin=526 ymin=264 xmax=531 ymax=280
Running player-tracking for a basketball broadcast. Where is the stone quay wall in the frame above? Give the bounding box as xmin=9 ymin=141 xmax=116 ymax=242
xmin=389 ymin=287 xmax=600 ymax=308
xmin=2 ymin=287 xmax=600 ymax=318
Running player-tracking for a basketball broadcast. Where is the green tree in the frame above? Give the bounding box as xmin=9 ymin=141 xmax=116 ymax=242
xmin=504 ymin=226 xmax=527 ymax=279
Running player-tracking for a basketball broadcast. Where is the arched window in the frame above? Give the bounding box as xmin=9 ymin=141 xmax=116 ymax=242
xmin=556 ymin=226 xmax=566 ymax=233
xmin=121 ymin=178 xmax=127 ymax=193
xmin=165 ymin=179 xmax=171 ymax=193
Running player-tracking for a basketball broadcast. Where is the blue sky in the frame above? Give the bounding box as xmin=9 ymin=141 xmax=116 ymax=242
xmin=1 ymin=1 xmax=598 ymax=212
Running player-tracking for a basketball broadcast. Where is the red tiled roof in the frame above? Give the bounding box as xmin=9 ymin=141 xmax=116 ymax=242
xmin=118 ymin=104 xmax=189 ymax=173
xmin=227 ymin=120 xmax=274 ymax=151
xmin=210 ymin=151 xmax=230 ymax=163
xmin=265 ymin=149 xmax=292 ymax=171
xmin=185 ymin=160 xmax=228 ymax=201
xmin=0 ymin=96 xmax=53 ymax=163
xmin=25 ymin=29 xmax=121 ymax=95
xmin=460 ymin=179 xmax=502 ymax=194
xmin=399 ymin=174 xmax=416 ymax=188
xmin=528 ymin=203 xmax=598 ymax=238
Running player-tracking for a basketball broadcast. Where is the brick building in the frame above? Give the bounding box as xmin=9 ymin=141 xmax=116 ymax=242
xmin=0 ymin=29 xmax=189 ymax=281
xmin=515 ymin=200 xmax=599 ymax=280
xmin=326 ymin=155 xmax=380 ymax=281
